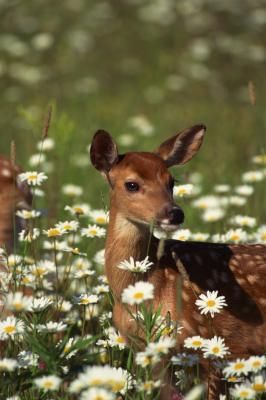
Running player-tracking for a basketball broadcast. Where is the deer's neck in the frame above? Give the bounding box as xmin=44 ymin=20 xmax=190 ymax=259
xmin=105 ymin=206 xmax=154 ymax=299
xmin=0 ymin=192 xmax=16 ymax=253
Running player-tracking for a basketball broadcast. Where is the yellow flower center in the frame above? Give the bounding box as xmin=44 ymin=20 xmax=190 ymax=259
xmin=143 ymin=382 xmax=153 ymax=390
xmin=239 ymin=391 xmax=249 ymax=397
xmin=28 ymin=174 xmax=37 ymax=182
xmin=80 ymin=299 xmax=89 ymax=305
xmin=96 ymin=216 xmax=106 ymax=224
xmin=192 ymin=340 xmax=202 ymax=347
xmin=43 ymin=381 xmax=53 ymax=389
xmin=231 ymin=234 xmax=240 ymax=241
xmin=47 ymin=228 xmax=61 ymax=237
xmin=212 ymin=346 xmax=220 ymax=354
xmin=227 ymin=376 xmax=238 ymax=382
xmin=261 ymin=233 xmax=266 ymax=240
xmin=89 ymin=229 xmax=98 ymax=236
xmin=109 ymin=380 xmax=124 ymax=392
xmin=252 ymin=361 xmax=262 ymax=368
xmin=206 ymin=299 xmax=216 ymax=307
xmin=4 ymin=325 xmax=16 ymax=334
xmin=90 ymin=379 xmax=103 ymax=386
xmin=253 ymin=383 xmax=265 ymax=392
xmin=116 ymin=337 xmax=125 ymax=344
xmin=74 ymin=207 xmax=84 ymax=214
xmin=133 ymin=292 xmax=144 ymax=300
xmin=234 ymin=362 xmax=245 ymax=370
xmin=13 ymin=302 xmax=23 ymax=311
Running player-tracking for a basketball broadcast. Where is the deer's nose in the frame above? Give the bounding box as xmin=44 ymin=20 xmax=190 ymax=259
xmin=168 ymin=206 xmax=184 ymax=225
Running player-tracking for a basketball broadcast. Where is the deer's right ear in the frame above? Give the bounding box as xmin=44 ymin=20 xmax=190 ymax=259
xmin=90 ymin=130 xmax=118 ymax=175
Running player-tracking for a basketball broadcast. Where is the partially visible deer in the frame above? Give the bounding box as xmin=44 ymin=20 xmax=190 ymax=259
xmin=0 ymin=156 xmax=32 ymax=254
xmin=90 ymin=125 xmax=266 ymax=399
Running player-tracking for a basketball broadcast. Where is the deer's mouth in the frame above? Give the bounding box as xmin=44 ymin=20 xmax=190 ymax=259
xmin=158 ymin=220 xmax=181 ymax=232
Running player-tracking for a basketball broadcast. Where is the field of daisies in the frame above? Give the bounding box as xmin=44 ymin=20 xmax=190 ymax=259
xmin=0 ymin=126 xmax=265 ymax=400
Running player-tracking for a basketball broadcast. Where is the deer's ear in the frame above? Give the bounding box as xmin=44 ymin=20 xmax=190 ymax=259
xmin=90 ymin=130 xmax=119 ymax=174
xmin=155 ymin=124 xmax=206 ymax=167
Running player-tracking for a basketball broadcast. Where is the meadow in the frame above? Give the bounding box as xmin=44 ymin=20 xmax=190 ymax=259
xmin=0 ymin=0 xmax=266 ymax=399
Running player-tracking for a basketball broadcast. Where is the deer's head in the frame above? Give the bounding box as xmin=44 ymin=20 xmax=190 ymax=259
xmin=90 ymin=124 xmax=206 ymax=231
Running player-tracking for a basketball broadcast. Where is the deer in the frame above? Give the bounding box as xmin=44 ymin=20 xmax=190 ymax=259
xmin=90 ymin=125 xmax=266 ymax=399
xmin=0 ymin=156 xmax=32 ymax=255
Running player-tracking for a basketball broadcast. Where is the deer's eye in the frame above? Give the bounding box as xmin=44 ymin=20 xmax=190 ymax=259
xmin=169 ymin=178 xmax=175 ymax=191
xmin=125 ymin=181 xmax=140 ymax=192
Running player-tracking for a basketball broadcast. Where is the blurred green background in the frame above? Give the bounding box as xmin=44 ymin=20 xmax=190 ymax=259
xmin=0 ymin=0 xmax=265 ymax=223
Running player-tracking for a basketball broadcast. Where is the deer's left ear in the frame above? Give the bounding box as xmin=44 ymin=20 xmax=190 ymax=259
xmin=154 ymin=124 xmax=206 ymax=167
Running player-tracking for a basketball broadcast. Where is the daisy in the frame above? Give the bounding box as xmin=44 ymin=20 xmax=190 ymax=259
xmin=246 ymin=355 xmax=266 ymax=372
xmin=230 ymin=215 xmax=256 ymax=228
xmin=172 ymin=229 xmax=191 ymax=241
xmin=80 ymin=387 xmax=115 ymax=400
xmin=137 ymin=380 xmax=161 ymax=394
xmin=224 ymin=229 xmax=248 ymax=244
xmin=223 ymin=359 xmax=250 ymax=377
xmin=81 ymin=224 xmax=106 ymax=238
xmin=0 ymin=317 xmax=25 ymax=340
xmin=94 ymin=284 xmax=109 ymax=294
xmin=117 ymin=256 xmax=153 ymax=273
xmin=192 ymin=195 xmax=221 ymax=210
xmin=228 ymin=196 xmax=247 ymax=206
xmin=18 ymin=171 xmax=48 ymax=186
xmin=74 ymin=294 xmax=99 ymax=305
xmin=94 ymin=249 xmax=105 ymax=265
xmin=214 ymin=184 xmax=231 ymax=193
xmin=16 ymin=209 xmax=41 ymax=219
xmin=147 ymin=337 xmax=176 ymax=354
xmin=202 ymin=208 xmax=225 ymax=222
xmin=37 ymin=137 xmax=55 ymax=151
xmin=252 ymin=154 xmax=266 ymax=165
xmin=43 ymin=227 xmax=64 ymax=238
xmin=19 ymin=228 xmax=40 ymax=242
xmin=34 ymin=375 xmax=61 ymax=392
xmin=235 ymin=185 xmax=254 ymax=196
xmin=173 ymin=184 xmax=194 ymax=197
xmin=0 ymin=358 xmax=18 ymax=371
xmin=65 ymin=203 xmax=91 ymax=216
xmin=230 ymin=384 xmax=255 ymax=399
xmin=191 ymin=232 xmax=209 ymax=242
xmin=89 ymin=209 xmax=109 ymax=225
xmin=29 ymin=296 xmax=53 ymax=312
xmin=255 ymin=225 xmax=266 ymax=243
xmin=62 ymin=184 xmax=83 ymax=197
xmin=242 ymin=170 xmax=264 ymax=182
xmin=37 ymin=321 xmax=67 ymax=333
xmin=202 ymin=336 xmax=229 ymax=358
xmin=250 ymin=375 xmax=266 ymax=393
xmin=121 ymin=281 xmax=154 ymax=305
xmin=28 ymin=153 xmax=46 ymax=166
xmin=195 ymin=290 xmax=227 ymax=318
xmin=135 ymin=350 xmax=160 ymax=367
xmin=128 ymin=114 xmax=154 ymax=136
xmin=108 ymin=331 xmax=127 ymax=350
xmin=17 ymin=350 xmax=39 ymax=368
xmin=4 ymin=292 xmax=32 ymax=312
xmin=184 ymin=335 xmax=205 ymax=350
xmin=56 ymin=220 xmax=79 ymax=233
xmin=171 ymin=352 xmax=199 ymax=367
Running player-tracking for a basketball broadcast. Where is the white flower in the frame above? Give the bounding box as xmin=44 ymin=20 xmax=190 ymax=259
xmin=29 ymin=296 xmax=53 ymax=311
xmin=183 ymin=385 xmax=205 ymax=400
xmin=108 ymin=331 xmax=127 ymax=350
xmin=192 ymin=195 xmax=221 ymax=209
xmin=18 ymin=171 xmax=48 ymax=186
xmin=235 ymin=185 xmax=254 ymax=196
xmin=135 ymin=350 xmax=160 ymax=367
xmin=184 ymin=335 xmax=205 ymax=350
xmin=117 ymin=256 xmax=153 ymax=273
xmin=28 ymin=153 xmax=46 ymax=166
xmin=55 ymin=220 xmax=79 ymax=233
xmin=224 ymin=229 xmax=248 ymax=244
xmin=37 ymin=321 xmax=67 ymax=333
xmin=255 ymin=225 xmax=266 ymax=243
xmin=0 ymin=358 xmax=18 ymax=371
xmin=81 ymin=224 xmax=106 ymax=238
xmin=171 ymin=352 xmax=199 ymax=367
xmin=252 ymin=154 xmax=266 ymax=165
xmin=16 ymin=209 xmax=41 ymax=219
xmin=121 ymin=281 xmax=154 ymax=305
xmin=246 ymin=355 xmax=266 ymax=372
xmin=93 ymin=284 xmax=109 ymax=295
xmin=214 ymin=184 xmax=231 ymax=193
xmin=34 ymin=375 xmax=61 ymax=392
xmin=147 ymin=337 xmax=176 ymax=354
xmin=202 ymin=208 xmax=225 ymax=222
xmin=191 ymin=232 xmax=209 ymax=242
xmin=94 ymin=249 xmax=105 ymax=265
xmin=230 ymin=215 xmax=256 ymax=228
xmin=137 ymin=380 xmax=161 ymax=395
xmin=4 ymin=292 xmax=32 ymax=312
xmin=37 ymin=137 xmax=55 ymax=151
xmin=19 ymin=228 xmax=40 ymax=242
xmin=65 ymin=203 xmax=91 ymax=216
xmin=223 ymin=358 xmax=250 ymax=377
xmin=80 ymin=387 xmax=115 ymax=400
xmin=89 ymin=209 xmax=109 ymax=225
xmin=172 ymin=229 xmax=191 ymax=241
xmin=0 ymin=317 xmax=25 ymax=340
xmin=228 ymin=196 xmax=247 ymax=206
xmin=173 ymin=184 xmax=194 ymax=197
xmin=62 ymin=184 xmax=83 ymax=196
xmin=230 ymin=384 xmax=255 ymax=399
xmin=43 ymin=227 xmax=65 ymax=238
xmin=128 ymin=115 xmax=154 ymax=136
xmin=250 ymin=375 xmax=266 ymax=393
xmin=17 ymin=350 xmax=39 ymax=368
xmin=202 ymin=336 xmax=229 ymax=358
xmin=195 ymin=291 xmax=227 ymax=318
xmin=74 ymin=294 xmax=99 ymax=305
xmin=242 ymin=170 xmax=264 ymax=182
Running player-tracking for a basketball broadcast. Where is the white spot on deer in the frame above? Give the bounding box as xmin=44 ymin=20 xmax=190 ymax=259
xmin=182 ymin=320 xmax=194 ymax=333
xmin=182 ymin=291 xmax=189 ymax=301
xmin=1 ymin=168 xmax=11 ymax=177
xmin=198 ymin=326 xmax=208 ymax=335
xmin=236 ymin=277 xmax=246 ymax=285
xmin=246 ymin=274 xmax=259 ymax=284
xmin=193 ymin=311 xmax=203 ymax=322
xmin=258 ymin=298 xmax=266 ymax=306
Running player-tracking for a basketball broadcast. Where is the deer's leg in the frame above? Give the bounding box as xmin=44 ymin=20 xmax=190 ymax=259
xmin=206 ymin=366 xmax=224 ymax=400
